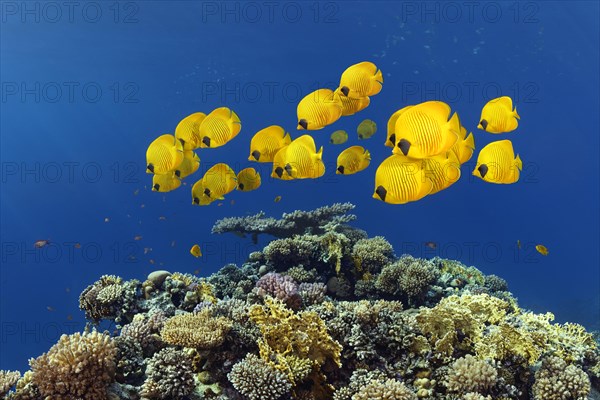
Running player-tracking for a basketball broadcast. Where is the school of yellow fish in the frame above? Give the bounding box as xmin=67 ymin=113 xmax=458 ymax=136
xmin=145 ymin=62 xmax=524 ymax=209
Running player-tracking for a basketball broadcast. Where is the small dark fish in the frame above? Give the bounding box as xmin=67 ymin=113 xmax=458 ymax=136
xmin=424 ymin=241 xmax=437 ymax=250
xmin=34 ymin=240 xmax=50 ymax=249
xmin=66 ymin=314 xmax=73 ymax=321
xmin=517 ymin=240 xmax=521 ymax=249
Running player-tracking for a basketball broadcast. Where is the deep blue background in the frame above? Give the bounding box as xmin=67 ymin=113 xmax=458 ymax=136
xmin=1 ymin=1 xmax=598 ymax=372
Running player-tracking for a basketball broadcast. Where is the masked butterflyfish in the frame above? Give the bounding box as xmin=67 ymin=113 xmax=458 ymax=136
xmin=336 ymin=146 xmax=371 ymax=175
xmin=339 ymin=61 xmax=383 ymax=98
xmin=373 ymin=154 xmax=433 ymax=204
xmin=198 ymin=107 xmax=241 ymax=148
xmin=330 ymin=130 xmax=349 ymax=145
xmin=472 ymin=140 xmax=522 ymax=184
xmin=175 ymin=150 xmax=200 ymax=179
xmin=237 ymin=167 xmax=261 ymax=191
xmin=152 ymin=172 xmax=181 ymax=192
xmin=478 ymin=96 xmax=520 ymax=133
xmin=334 ymin=88 xmax=370 ymax=116
xmin=422 ymin=151 xmax=461 ymax=195
xmin=248 ymin=125 xmax=291 ymax=162
xmin=274 ymin=135 xmax=325 ymax=179
xmin=386 ymin=105 xmax=413 ymax=148
xmin=146 ymin=134 xmax=184 ymax=175
xmin=271 ymin=145 xmax=294 ymax=180
xmin=175 ymin=112 xmax=206 ymax=150
xmin=297 ymin=89 xmax=342 ymax=130
xmin=392 ymin=101 xmax=460 ymax=159
xmin=450 ymin=126 xmax=476 ymax=164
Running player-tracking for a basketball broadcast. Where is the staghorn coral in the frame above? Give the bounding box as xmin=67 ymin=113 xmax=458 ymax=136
xmin=532 ymin=356 xmax=590 ymax=400
xmin=29 ymin=330 xmax=116 ymax=400
xmin=0 ymin=370 xmax=20 ymax=397
xmin=352 ymin=378 xmax=417 ymax=400
xmin=228 ymin=353 xmax=292 ymax=400
xmin=212 ymin=202 xmax=356 ymax=238
xmin=445 ymin=355 xmax=497 ymax=395
xmin=256 ymin=272 xmax=302 ymax=309
xmin=140 ymin=347 xmax=195 ymax=399
xmin=285 ymin=266 xmax=319 ymax=283
xmin=351 ymin=236 xmax=395 ymax=275
xmin=376 ymin=255 xmax=439 ymax=306
xmin=5 ymin=371 xmax=39 ymax=400
xmin=160 ymin=308 xmax=232 ymax=348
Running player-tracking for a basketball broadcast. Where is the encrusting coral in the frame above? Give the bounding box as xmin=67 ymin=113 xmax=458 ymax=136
xmin=3 ymin=204 xmax=599 ymax=400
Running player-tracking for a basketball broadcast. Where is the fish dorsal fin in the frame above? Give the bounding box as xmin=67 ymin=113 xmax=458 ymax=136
xmin=315 ymin=146 xmax=323 ymax=161
xmin=514 ymin=154 xmax=523 ymax=171
xmin=364 ymin=148 xmax=371 ymax=161
xmin=464 ymin=132 xmax=475 ymax=150
xmin=293 ymin=135 xmax=317 ymax=153
xmin=418 ymin=101 xmax=451 ymax=125
xmin=496 ymin=96 xmax=514 ymax=110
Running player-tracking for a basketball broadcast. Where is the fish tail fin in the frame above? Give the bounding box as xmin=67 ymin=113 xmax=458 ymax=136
xmin=316 ymin=146 xmax=323 ymax=160
xmin=513 ymin=107 xmax=520 ymax=120
xmin=464 ymin=132 xmax=475 ymax=150
xmin=515 ymin=154 xmax=523 ymax=171
xmin=442 ymin=112 xmax=461 ymax=149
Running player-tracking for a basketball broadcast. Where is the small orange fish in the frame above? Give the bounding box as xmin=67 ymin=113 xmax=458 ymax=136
xmin=134 ymin=236 xmax=143 ymax=241
xmin=217 ymin=203 xmax=223 ymax=207
xmin=424 ymin=241 xmax=437 ymax=250
xmin=274 ymin=196 xmax=282 ymax=203
xmin=193 ymin=269 xmax=200 ymax=275
xmin=74 ymin=243 xmax=81 ymax=249
xmin=66 ymin=314 xmax=73 ymax=321
xmin=34 ymin=240 xmax=50 ymax=249
xmin=144 ymin=247 xmax=152 ymax=254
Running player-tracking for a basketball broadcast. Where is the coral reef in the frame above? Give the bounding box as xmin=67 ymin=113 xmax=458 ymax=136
xmin=28 ymin=330 xmax=116 ymax=400
xmin=228 ymin=354 xmax=292 ymax=400
xmin=4 ymin=204 xmax=599 ymax=400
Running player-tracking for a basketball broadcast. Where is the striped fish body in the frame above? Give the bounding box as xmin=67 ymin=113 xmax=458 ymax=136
xmin=175 ymin=112 xmax=206 ymax=150
xmin=146 ymin=134 xmax=183 ymax=175
xmin=422 ymin=152 xmax=461 ymax=195
xmin=201 ymin=163 xmax=237 ymax=200
xmin=473 ymin=140 xmax=522 ymax=184
xmin=339 ymin=61 xmax=383 ymax=98
xmin=249 ymin=126 xmax=291 ymax=162
xmin=198 ymin=107 xmax=241 ymax=148
xmin=373 ymin=154 xmax=433 ymax=204
xmin=297 ymin=89 xmax=342 ymax=130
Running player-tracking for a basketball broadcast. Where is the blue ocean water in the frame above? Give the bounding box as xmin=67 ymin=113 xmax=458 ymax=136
xmin=0 ymin=1 xmax=598 ymax=373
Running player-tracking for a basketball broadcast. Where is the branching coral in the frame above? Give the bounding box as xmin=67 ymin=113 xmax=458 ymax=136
xmin=532 ymin=356 xmax=590 ymax=400
xmin=29 ymin=330 xmax=116 ymax=400
xmin=212 ymin=202 xmax=356 ymax=238
xmin=228 ymin=353 xmax=292 ymax=400
xmin=352 ymin=378 xmax=417 ymax=400
xmin=351 ymin=236 xmax=395 ymax=275
xmin=0 ymin=370 xmax=20 ymax=397
xmin=376 ymin=255 xmax=439 ymax=306
xmin=256 ymin=272 xmax=301 ymax=309
xmin=299 ymin=282 xmax=327 ymax=306
xmin=140 ymin=347 xmax=196 ymax=399
xmin=160 ymin=309 xmax=232 ymax=349
xmin=445 ymin=354 xmax=497 ymax=395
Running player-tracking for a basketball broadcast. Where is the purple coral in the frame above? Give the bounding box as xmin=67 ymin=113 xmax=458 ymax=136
xmin=256 ymin=272 xmax=301 ymax=309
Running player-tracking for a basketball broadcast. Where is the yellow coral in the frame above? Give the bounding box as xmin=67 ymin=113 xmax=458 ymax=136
xmin=249 ymin=297 xmax=341 ymax=386
xmin=475 ymin=323 xmax=543 ymax=365
xmin=161 ymin=309 xmax=232 ymax=349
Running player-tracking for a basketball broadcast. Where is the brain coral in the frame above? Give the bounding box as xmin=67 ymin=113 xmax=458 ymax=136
xmin=29 ymin=330 xmax=116 ymax=400
xmin=445 ymin=354 xmax=497 ymax=395
xmin=228 ymin=353 xmax=292 ymax=400
xmin=532 ymin=356 xmax=590 ymax=400
xmin=160 ymin=309 xmax=232 ymax=349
